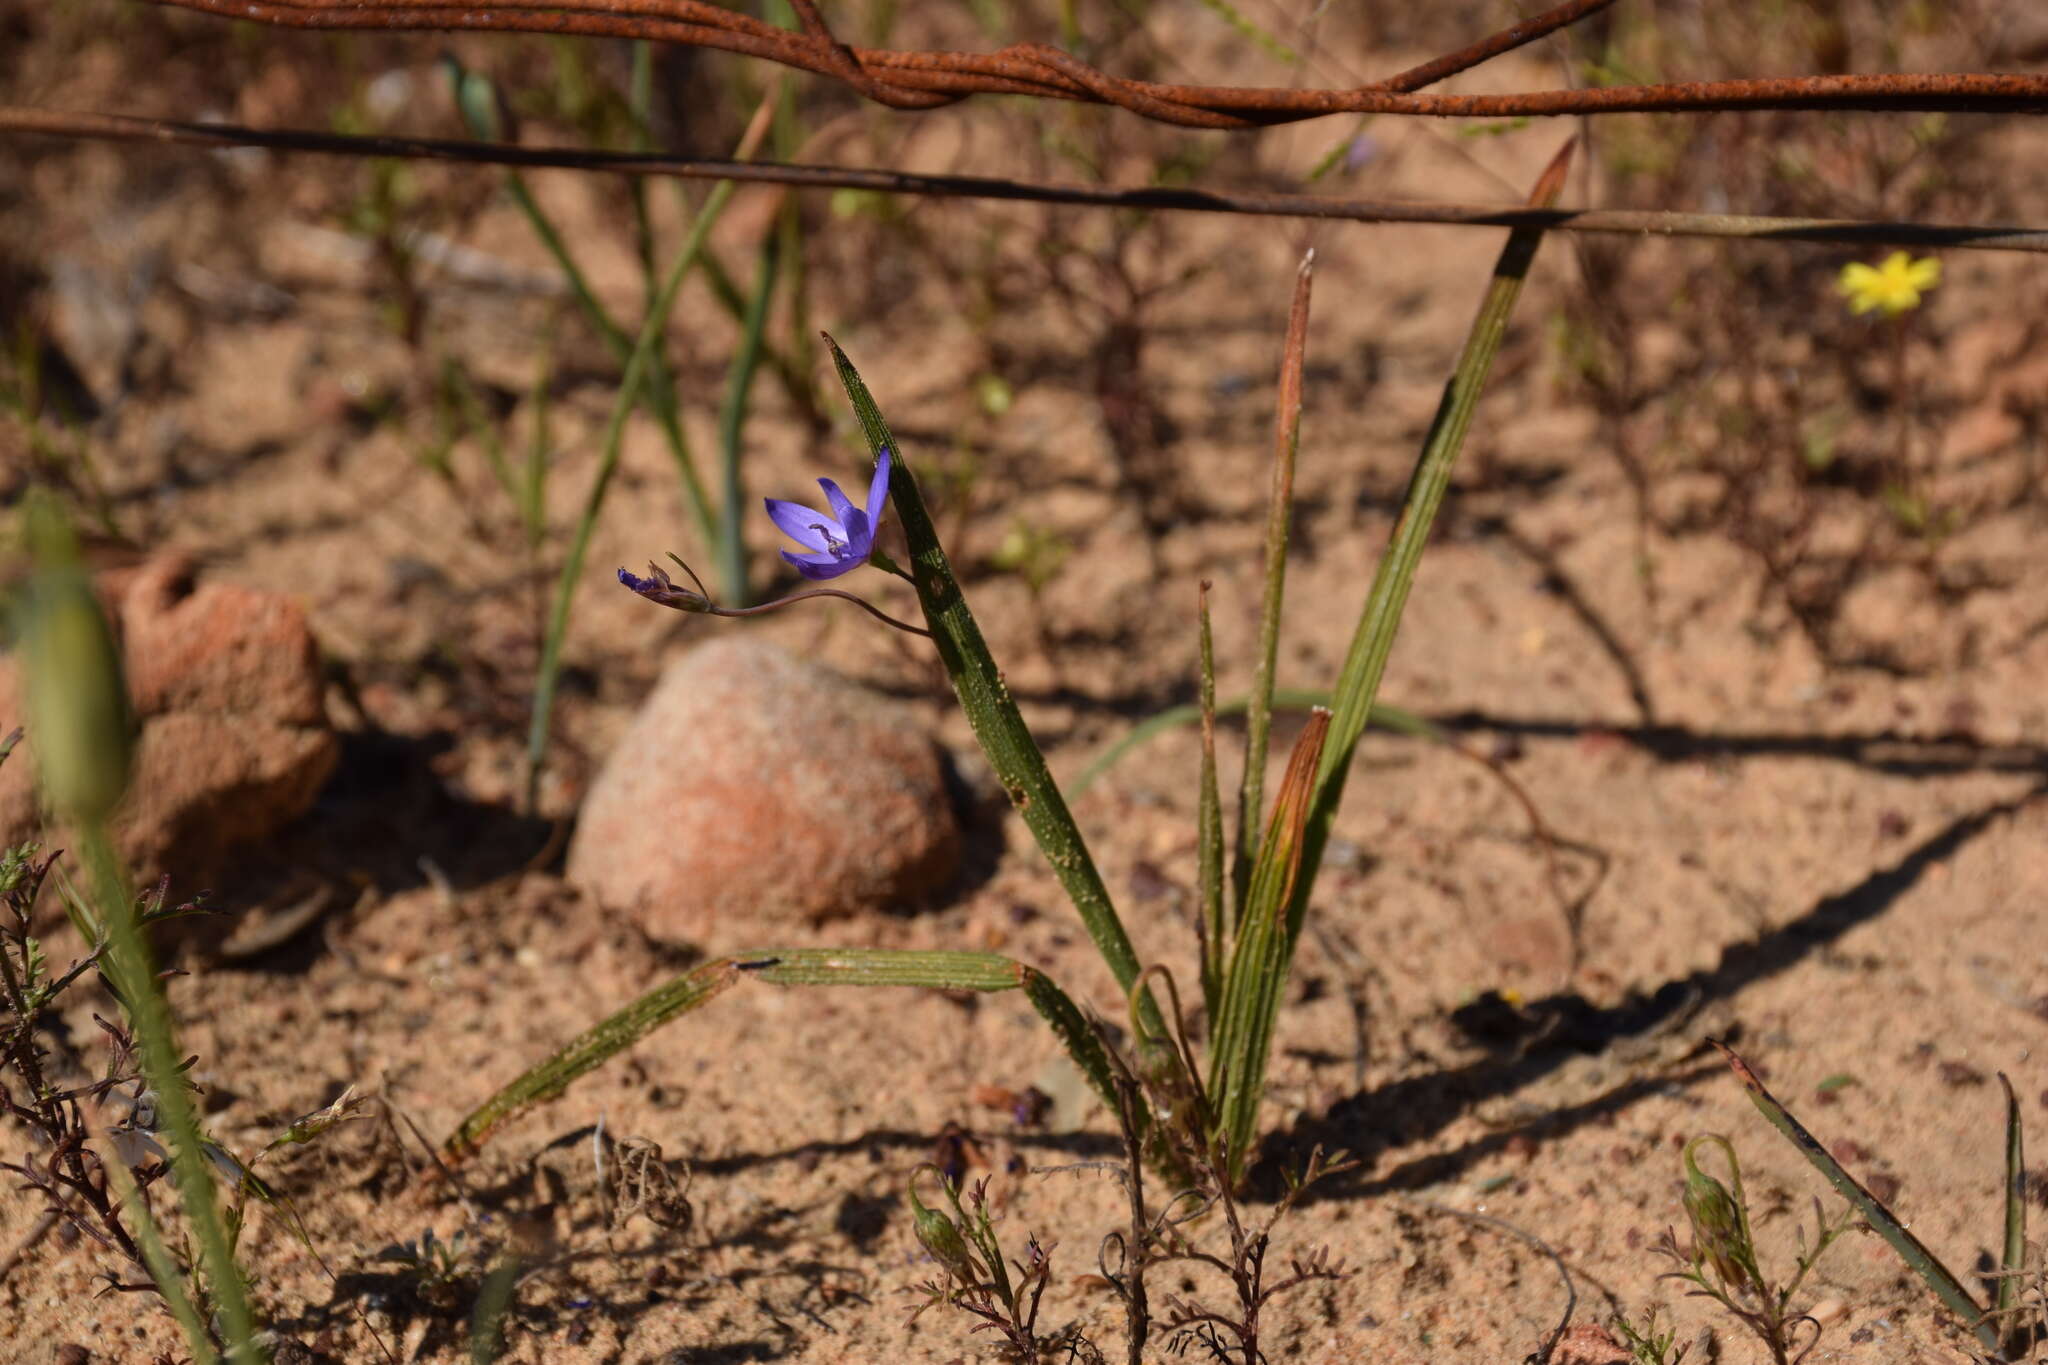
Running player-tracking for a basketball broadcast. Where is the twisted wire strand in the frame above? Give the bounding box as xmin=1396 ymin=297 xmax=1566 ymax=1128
xmin=139 ymin=0 xmax=2048 ymax=127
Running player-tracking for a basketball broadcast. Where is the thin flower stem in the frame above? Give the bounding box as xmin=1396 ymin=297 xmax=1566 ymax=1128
xmin=706 ymin=588 xmax=931 ymax=637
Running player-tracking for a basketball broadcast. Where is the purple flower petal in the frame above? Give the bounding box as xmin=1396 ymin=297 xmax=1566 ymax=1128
xmin=782 ymin=548 xmax=859 ymax=580
xmin=839 ymin=507 xmax=873 ymax=555
xmin=865 ymin=448 xmax=893 ymax=524
xmin=818 ymin=476 xmax=858 ymax=531
xmin=764 ymin=497 xmax=837 ymax=552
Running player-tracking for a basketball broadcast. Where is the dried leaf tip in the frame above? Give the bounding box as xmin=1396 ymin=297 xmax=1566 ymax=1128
xmin=1529 ymin=138 xmax=1576 ymax=208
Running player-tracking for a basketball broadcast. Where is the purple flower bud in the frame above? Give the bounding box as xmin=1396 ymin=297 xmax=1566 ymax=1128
xmin=617 ymin=564 xmax=709 ymax=612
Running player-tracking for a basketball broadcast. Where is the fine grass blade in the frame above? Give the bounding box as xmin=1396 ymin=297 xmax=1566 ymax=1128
xmin=1067 ymin=689 xmax=1438 ymax=799
xmin=444 ymin=359 xmax=518 ymax=508
xmin=1236 ymin=248 xmax=1314 ymax=917
xmin=1716 ymin=1042 xmax=1999 ymax=1355
xmin=444 ymin=949 xmax=1112 ymax=1161
xmin=1290 ymin=140 xmax=1576 ymax=940
xmin=1196 ymin=582 xmax=1225 ymax=1019
xmin=444 ymin=55 xmax=717 ymax=550
xmin=823 ymin=336 xmax=1169 ymax=1054
xmin=1999 ymin=1072 xmax=2027 ymax=1355
xmin=523 ymin=94 xmax=777 ymax=812
xmin=714 ymin=229 xmax=781 ymax=605
xmin=1190 ymin=0 xmax=1298 ymax=62
xmin=1208 ymin=708 xmax=1329 ymax=1179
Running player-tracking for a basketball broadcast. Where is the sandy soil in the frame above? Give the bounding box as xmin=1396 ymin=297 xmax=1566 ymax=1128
xmin=5 ymin=3 xmax=2048 ymax=1362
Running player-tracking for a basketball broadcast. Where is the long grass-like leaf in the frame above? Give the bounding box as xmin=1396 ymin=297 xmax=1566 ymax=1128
xmin=1196 ymin=582 xmax=1224 ymax=1018
xmin=822 ymin=337 xmax=1168 ymax=1051
xmin=1067 ymin=689 xmax=1436 ymax=799
xmin=444 ymin=948 xmax=1108 ymax=1160
xmin=1290 ymin=141 xmax=1575 ymax=942
xmin=1235 ymin=248 xmax=1313 ymax=916
xmin=1999 ymin=1072 xmax=2027 ymax=1354
xmin=1716 ymin=1042 xmax=1999 ymax=1354
xmin=1208 ymin=709 xmax=1329 ymax=1178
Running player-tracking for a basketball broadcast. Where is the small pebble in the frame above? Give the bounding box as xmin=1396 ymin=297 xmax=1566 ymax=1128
xmin=56 ymin=1347 xmax=90 ymax=1365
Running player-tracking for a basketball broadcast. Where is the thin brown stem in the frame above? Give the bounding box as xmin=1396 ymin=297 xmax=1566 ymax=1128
xmin=709 ymin=588 xmax=931 ymax=637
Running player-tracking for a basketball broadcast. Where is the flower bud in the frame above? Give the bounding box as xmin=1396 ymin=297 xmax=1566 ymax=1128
xmin=617 ymin=564 xmax=710 ymax=612
xmin=906 ymin=1170 xmax=980 ymax=1289
xmin=1682 ymin=1135 xmax=1751 ymax=1291
xmin=18 ymin=494 xmax=132 ymax=822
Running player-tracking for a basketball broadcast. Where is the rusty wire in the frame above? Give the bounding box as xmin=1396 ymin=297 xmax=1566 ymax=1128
xmin=6 ymin=105 xmax=2046 ymax=255
xmin=142 ymin=0 xmax=2048 ymax=127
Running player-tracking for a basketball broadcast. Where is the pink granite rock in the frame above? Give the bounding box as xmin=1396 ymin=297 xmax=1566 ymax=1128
xmin=568 ymin=636 xmax=961 ymax=943
xmin=0 ymin=556 xmax=337 ymax=888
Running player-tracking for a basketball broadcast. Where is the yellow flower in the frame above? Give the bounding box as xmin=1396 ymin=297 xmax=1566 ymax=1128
xmin=1837 ymin=251 xmax=1941 ymax=317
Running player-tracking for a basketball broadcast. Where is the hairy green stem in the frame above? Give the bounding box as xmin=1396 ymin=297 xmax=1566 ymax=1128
xmin=445 ymin=949 xmax=1110 ymax=1160
xmin=823 ymin=338 xmax=1167 ymax=1048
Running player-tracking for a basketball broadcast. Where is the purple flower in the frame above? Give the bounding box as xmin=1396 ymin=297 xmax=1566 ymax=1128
xmin=764 ymin=448 xmax=892 ymax=580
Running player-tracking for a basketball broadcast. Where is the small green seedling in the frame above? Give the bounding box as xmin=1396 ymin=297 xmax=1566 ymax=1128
xmin=1612 ymin=1305 xmax=1690 ymax=1365
xmin=1721 ymin=1042 xmax=2033 ymax=1360
xmin=905 ymin=1164 xmax=1093 ymax=1362
xmin=1658 ymin=1134 xmax=1855 ymax=1365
